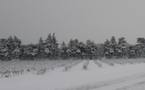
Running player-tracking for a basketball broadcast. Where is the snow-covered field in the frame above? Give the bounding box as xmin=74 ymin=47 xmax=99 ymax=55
xmin=0 ymin=59 xmax=145 ymax=90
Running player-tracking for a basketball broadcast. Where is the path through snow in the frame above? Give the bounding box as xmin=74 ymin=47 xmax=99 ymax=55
xmin=0 ymin=60 xmax=145 ymax=90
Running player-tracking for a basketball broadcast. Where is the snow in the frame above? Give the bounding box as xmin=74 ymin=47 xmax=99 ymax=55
xmin=0 ymin=60 xmax=145 ymax=90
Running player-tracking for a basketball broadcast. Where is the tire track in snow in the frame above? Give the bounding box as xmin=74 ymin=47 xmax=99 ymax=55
xmin=62 ymin=60 xmax=83 ymax=72
xmin=69 ymin=60 xmax=89 ymax=71
xmin=61 ymin=72 xmax=145 ymax=90
xmin=116 ymin=79 xmax=145 ymax=90
xmin=93 ymin=60 xmax=103 ymax=68
xmin=58 ymin=60 xmax=145 ymax=90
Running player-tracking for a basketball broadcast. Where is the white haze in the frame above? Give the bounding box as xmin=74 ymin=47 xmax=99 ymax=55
xmin=0 ymin=0 xmax=145 ymax=44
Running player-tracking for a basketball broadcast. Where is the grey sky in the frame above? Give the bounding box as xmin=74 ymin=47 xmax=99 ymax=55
xmin=0 ymin=0 xmax=145 ymax=44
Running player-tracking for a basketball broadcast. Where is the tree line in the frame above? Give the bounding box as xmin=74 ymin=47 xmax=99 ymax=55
xmin=0 ymin=33 xmax=145 ymax=60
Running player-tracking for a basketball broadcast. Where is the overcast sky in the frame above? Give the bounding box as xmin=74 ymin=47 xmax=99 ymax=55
xmin=0 ymin=0 xmax=145 ymax=44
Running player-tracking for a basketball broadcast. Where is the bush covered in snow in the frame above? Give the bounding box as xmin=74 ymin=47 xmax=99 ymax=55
xmin=0 ymin=33 xmax=145 ymax=60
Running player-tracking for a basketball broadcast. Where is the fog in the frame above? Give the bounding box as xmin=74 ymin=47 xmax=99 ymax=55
xmin=0 ymin=0 xmax=145 ymax=44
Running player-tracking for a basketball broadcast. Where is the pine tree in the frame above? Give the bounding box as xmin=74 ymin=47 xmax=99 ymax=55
xmin=51 ymin=33 xmax=59 ymax=58
xmin=44 ymin=33 xmax=59 ymax=59
xmin=67 ymin=39 xmax=78 ymax=58
xmin=77 ymin=42 xmax=86 ymax=59
xmin=0 ymin=39 xmax=9 ymax=60
xmin=85 ymin=40 xmax=98 ymax=59
xmin=60 ymin=41 xmax=68 ymax=59
xmin=118 ymin=37 xmax=129 ymax=58
xmin=12 ymin=36 xmax=22 ymax=59
xmin=136 ymin=37 xmax=145 ymax=57
xmin=104 ymin=39 xmax=111 ymax=58
xmin=37 ymin=37 xmax=45 ymax=58
xmin=110 ymin=36 xmax=117 ymax=57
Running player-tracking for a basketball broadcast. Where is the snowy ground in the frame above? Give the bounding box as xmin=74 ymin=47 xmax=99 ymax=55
xmin=0 ymin=59 xmax=145 ymax=90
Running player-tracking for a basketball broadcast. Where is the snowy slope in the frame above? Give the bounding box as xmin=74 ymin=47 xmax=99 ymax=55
xmin=0 ymin=60 xmax=145 ymax=90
